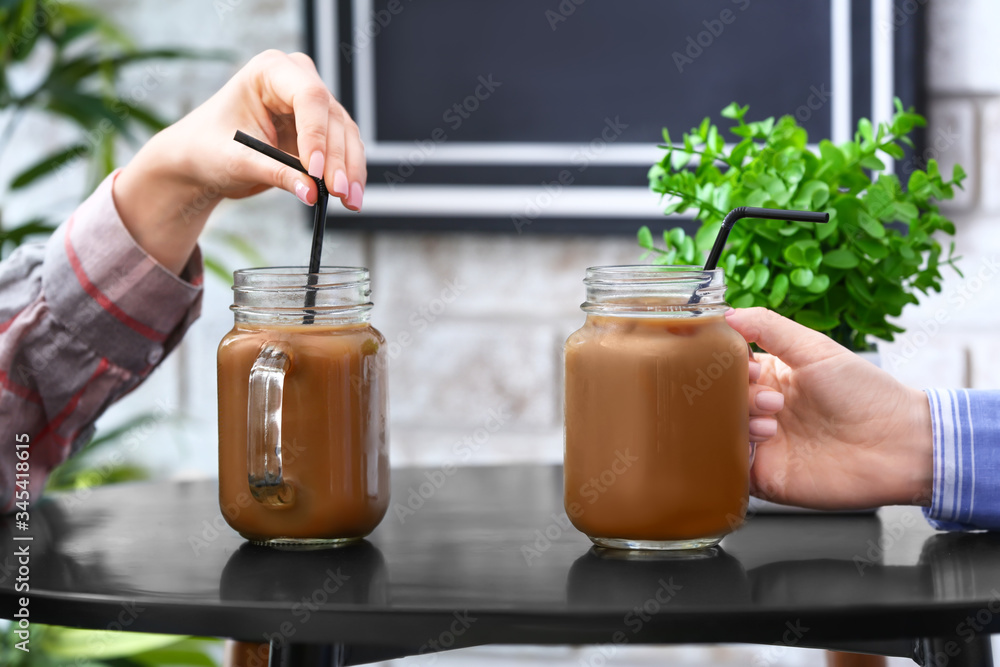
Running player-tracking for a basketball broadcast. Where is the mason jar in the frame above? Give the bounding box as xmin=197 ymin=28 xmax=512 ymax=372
xmin=564 ymin=265 xmax=749 ymax=550
xmin=217 ymin=267 xmax=389 ymax=547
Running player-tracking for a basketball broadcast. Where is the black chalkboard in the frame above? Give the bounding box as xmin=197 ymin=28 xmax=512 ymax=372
xmin=375 ymin=0 xmax=831 ymax=144
xmin=306 ymin=0 xmax=925 ymax=234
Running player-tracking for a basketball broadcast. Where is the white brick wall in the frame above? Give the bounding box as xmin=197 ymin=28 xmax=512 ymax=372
xmin=880 ymin=1 xmax=1000 ymax=391
xmin=9 ymin=1 xmax=997 ymax=665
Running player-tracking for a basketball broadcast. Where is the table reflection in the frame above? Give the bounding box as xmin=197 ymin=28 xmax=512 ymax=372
xmin=220 ymin=541 xmax=389 ymax=606
xmin=567 ymin=546 xmax=751 ymax=609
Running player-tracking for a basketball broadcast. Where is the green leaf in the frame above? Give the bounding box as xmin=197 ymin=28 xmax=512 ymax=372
xmin=752 ymin=264 xmax=770 ymax=291
xmin=790 ymin=267 xmax=814 ymax=287
xmin=794 ymin=309 xmax=840 ymax=331
xmin=866 ymin=180 xmax=896 ymax=219
xmin=729 ymin=138 xmax=753 ymax=167
xmin=860 ymin=155 xmax=886 ymax=170
xmin=745 ymin=189 xmax=770 ymax=207
xmin=846 ymin=272 xmax=874 ymax=305
xmin=669 ymin=227 xmax=686 ymax=248
xmin=907 ymin=170 xmax=931 ymax=197
xmin=783 ymin=243 xmax=807 ymax=267
xmin=805 ymin=273 xmax=830 ymax=294
xmin=880 ymin=142 xmax=905 ymax=159
xmin=114 ymin=100 xmax=170 ymax=131
xmin=764 ymin=176 xmax=791 ymax=206
xmin=803 ymin=245 xmax=824 ymax=269
xmin=729 ymin=291 xmax=755 ymax=308
xmin=927 ymin=159 xmax=941 ymax=180
xmin=132 ymin=645 xmax=219 ymax=667
xmin=40 ymin=628 xmax=185 ymax=659
xmin=720 ymin=102 xmax=742 ymax=119
xmin=854 ymin=237 xmax=890 ymax=259
xmin=679 ymin=236 xmax=696 ymax=263
xmin=670 ymin=150 xmax=692 ymax=170
xmin=638 ymin=226 xmax=654 ymax=249
xmin=815 ymin=215 xmax=839 ymax=241
xmin=768 ymin=273 xmax=789 ymax=308
xmin=894 ymin=201 xmax=920 ymax=222
xmin=858 ymin=211 xmax=886 ymax=239
xmin=0 ymin=219 xmax=58 ymax=247
xmin=784 ymin=240 xmax=820 ymax=269
xmin=793 ymin=180 xmax=830 ymax=210
xmin=857 ymin=118 xmax=874 ymax=144
xmin=10 ymin=143 xmax=90 ymax=190
xmin=695 ymin=222 xmax=721 ymax=252
xmin=203 ymin=256 xmax=234 ymax=284
xmin=822 ymin=249 xmax=859 ymax=269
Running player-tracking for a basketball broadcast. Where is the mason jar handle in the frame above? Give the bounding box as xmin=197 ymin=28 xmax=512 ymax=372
xmin=247 ymin=342 xmax=295 ymax=507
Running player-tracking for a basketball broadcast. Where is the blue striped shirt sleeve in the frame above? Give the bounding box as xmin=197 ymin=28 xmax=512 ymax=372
xmin=923 ymin=389 xmax=1000 ymax=531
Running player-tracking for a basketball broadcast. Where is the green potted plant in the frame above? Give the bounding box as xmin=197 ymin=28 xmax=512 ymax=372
xmin=638 ymin=100 xmax=965 ymax=351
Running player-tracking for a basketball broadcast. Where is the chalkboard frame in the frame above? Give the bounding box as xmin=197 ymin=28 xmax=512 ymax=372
xmin=304 ymin=0 xmax=926 ymax=236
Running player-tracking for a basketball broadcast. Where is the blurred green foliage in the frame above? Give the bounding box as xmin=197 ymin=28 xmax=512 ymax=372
xmin=0 ymin=0 xmax=222 ymax=257
xmin=0 ymin=2 xmax=228 ymax=663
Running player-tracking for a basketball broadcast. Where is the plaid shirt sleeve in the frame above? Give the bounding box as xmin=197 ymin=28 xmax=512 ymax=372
xmin=0 ymin=169 xmax=203 ymax=510
xmin=923 ymin=389 xmax=1000 ymax=531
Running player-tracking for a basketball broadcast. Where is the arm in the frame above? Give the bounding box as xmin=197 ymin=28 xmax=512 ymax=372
xmin=923 ymin=389 xmax=1000 ymax=530
xmin=1 ymin=50 xmax=367 ymax=507
xmin=0 ymin=171 xmax=201 ymax=509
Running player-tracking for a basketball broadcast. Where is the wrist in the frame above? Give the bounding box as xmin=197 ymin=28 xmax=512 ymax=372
xmin=899 ymin=388 xmax=934 ymax=507
xmin=113 ymin=129 xmax=218 ymax=274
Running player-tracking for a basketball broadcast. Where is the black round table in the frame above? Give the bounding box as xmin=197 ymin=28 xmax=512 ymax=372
xmin=1 ymin=465 xmax=998 ymax=666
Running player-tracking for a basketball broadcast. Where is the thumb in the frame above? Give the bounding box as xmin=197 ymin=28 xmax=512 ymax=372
xmin=724 ymin=307 xmax=844 ymax=369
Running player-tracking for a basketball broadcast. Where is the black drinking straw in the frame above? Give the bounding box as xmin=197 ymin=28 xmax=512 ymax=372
xmin=233 ymin=130 xmax=328 ymax=323
xmin=703 ymin=206 xmax=829 ymax=271
xmin=687 ymin=207 xmax=829 ymax=305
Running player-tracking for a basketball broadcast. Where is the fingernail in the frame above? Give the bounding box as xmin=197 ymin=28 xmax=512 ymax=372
xmin=755 ymin=390 xmax=784 ymax=412
xmin=748 ymin=360 xmax=762 ymax=381
xmin=307 ymin=151 xmax=325 ymax=179
xmin=346 ymin=182 xmax=364 ymax=210
xmin=333 ymin=170 xmax=349 ymax=197
xmin=749 ymin=418 xmax=778 ymax=438
xmin=294 ymin=180 xmax=312 ymax=205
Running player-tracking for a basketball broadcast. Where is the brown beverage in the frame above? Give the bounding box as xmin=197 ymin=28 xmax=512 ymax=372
xmin=217 ymin=267 xmax=388 ymax=547
xmin=564 ymin=267 xmax=749 ymax=550
xmin=218 ymin=323 xmax=388 ymax=543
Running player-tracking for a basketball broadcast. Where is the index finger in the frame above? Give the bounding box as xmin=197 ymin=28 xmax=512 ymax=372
xmin=249 ymin=50 xmax=331 ymax=179
xmin=725 ymin=307 xmax=845 ymax=369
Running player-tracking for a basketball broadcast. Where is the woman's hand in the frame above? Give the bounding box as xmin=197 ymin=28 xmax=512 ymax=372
xmin=113 ymin=50 xmax=366 ymax=273
xmin=725 ymin=307 xmax=934 ymax=510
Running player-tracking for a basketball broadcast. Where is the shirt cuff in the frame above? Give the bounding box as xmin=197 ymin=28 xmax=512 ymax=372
xmin=922 ymin=389 xmax=1000 ymax=532
xmin=41 ymin=169 xmax=204 ymax=374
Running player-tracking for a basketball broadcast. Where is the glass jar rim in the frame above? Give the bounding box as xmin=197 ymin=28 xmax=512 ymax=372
xmin=584 ymin=265 xmax=723 ymax=285
xmin=233 ymin=266 xmax=369 ymax=291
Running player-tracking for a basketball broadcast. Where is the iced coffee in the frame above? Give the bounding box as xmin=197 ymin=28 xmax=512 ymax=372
xmin=564 ymin=266 xmax=749 ymax=550
xmin=217 ymin=268 xmax=389 ymax=547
